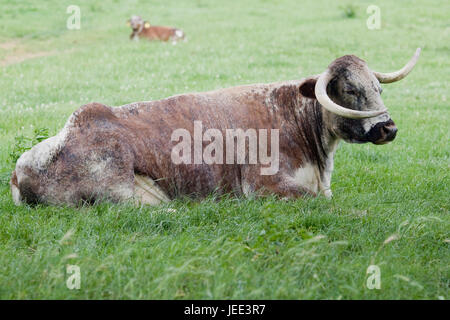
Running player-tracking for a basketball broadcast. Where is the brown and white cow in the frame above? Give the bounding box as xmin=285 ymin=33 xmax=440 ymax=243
xmin=127 ymin=15 xmax=185 ymax=43
xmin=10 ymin=49 xmax=420 ymax=206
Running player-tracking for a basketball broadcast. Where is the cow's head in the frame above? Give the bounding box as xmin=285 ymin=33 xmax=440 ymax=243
xmin=127 ymin=15 xmax=149 ymax=32
xmin=301 ymin=48 xmax=420 ymax=144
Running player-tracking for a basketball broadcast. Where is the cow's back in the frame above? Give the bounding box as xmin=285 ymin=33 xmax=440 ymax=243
xmin=110 ymin=83 xmax=295 ymax=197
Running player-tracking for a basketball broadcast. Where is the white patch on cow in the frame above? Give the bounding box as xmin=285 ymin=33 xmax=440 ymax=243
xmin=16 ymin=113 xmax=75 ymax=197
xmin=290 ymin=162 xmax=320 ymax=194
xmin=175 ymin=29 xmax=184 ymax=38
xmin=362 ymin=112 xmax=390 ymax=133
xmin=241 ymin=179 xmax=253 ymax=196
xmin=11 ymin=183 xmax=22 ymax=205
xmin=323 ymin=189 xmax=332 ymax=199
xmin=17 ymin=135 xmax=63 ymax=173
xmin=285 ymin=137 xmax=339 ymax=198
xmin=16 ymin=112 xmax=75 ymax=175
xmin=134 ymin=174 xmax=170 ymax=205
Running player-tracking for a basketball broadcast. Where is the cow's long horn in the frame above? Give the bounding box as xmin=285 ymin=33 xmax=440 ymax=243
xmin=373 ymin=48 xmax=421 ymax=83
xmin=315 ymin=70 xmax=387 ymax=119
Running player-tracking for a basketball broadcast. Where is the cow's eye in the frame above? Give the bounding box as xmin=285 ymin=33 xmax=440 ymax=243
xmin=345 ymin=90 xmax=356 ymax=95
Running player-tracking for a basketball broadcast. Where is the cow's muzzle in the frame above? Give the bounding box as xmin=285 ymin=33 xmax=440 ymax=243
xmin=367 ymin=119 xmax=398 ymax=144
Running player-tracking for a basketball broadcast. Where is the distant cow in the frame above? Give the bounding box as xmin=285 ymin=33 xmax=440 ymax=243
xmin=127 ymin=15 xmax=185 ymax=43
xmin=10 ymin=49 xmax=420 ymax=206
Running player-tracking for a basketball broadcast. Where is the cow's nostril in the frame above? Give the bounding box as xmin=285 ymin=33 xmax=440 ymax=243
xmin=382 ymin=125 xmax=398 ymax=139
xmin=391 ymin=127 xmax=398 ymax=135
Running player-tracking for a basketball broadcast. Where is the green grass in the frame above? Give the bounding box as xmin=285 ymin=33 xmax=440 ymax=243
xmin=0 ymin=0 xmax=448 ymax=299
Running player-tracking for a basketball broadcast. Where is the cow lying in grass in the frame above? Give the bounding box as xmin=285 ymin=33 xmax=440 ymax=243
xmin=10 ymin=49 xmax=420 ymax=206
xmin=127 ymin=15 xmax=186 ymax=43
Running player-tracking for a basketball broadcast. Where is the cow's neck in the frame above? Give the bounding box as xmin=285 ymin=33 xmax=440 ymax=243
xmin=284 ymin=90 xmax=340 ymax=197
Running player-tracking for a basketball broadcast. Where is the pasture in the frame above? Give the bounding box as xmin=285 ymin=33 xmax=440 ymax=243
xmin=0 ymin=0 xmax=448 ymax=299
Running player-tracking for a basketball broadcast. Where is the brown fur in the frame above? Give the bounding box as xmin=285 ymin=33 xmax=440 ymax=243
xmin=131 ymin=25 xmax=182 ymax=42
xmin=128 ymin=16 xmax=185 ymax=42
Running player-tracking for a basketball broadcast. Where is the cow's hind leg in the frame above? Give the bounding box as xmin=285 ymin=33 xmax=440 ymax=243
xmin=46 ymin=103 xmax=156 ymax=206
xmin=133 ymin=174 xmax=170 ymax=205
xmin=71 ymin=143 xmax=170 ymax=206
xmin=43 ymin=102 xmax=172 ymax=206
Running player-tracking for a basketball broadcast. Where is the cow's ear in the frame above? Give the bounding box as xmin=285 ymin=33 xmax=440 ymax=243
xmin=299 ymin=78 xmax=317 ymax=99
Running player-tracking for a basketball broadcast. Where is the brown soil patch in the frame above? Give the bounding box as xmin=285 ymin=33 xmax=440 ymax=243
xmin=0 ymin=40 xmax=55 ymax=67
xmin=0 ymin=40 xmax=19 ymax=50
xmin=1 ymin=51 xmax=56 ymax=67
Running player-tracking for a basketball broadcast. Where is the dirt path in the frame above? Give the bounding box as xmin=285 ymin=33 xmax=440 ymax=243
xmin=0 ymin=40 xmax=55 ymax=67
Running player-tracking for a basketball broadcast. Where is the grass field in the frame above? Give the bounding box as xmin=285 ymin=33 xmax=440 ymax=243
xmin=0 ymin=0 xmax=448 ymax=299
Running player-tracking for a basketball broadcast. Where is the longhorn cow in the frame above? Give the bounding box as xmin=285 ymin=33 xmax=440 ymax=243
xmin=10 ymin=49 xmax=421 ymax=206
